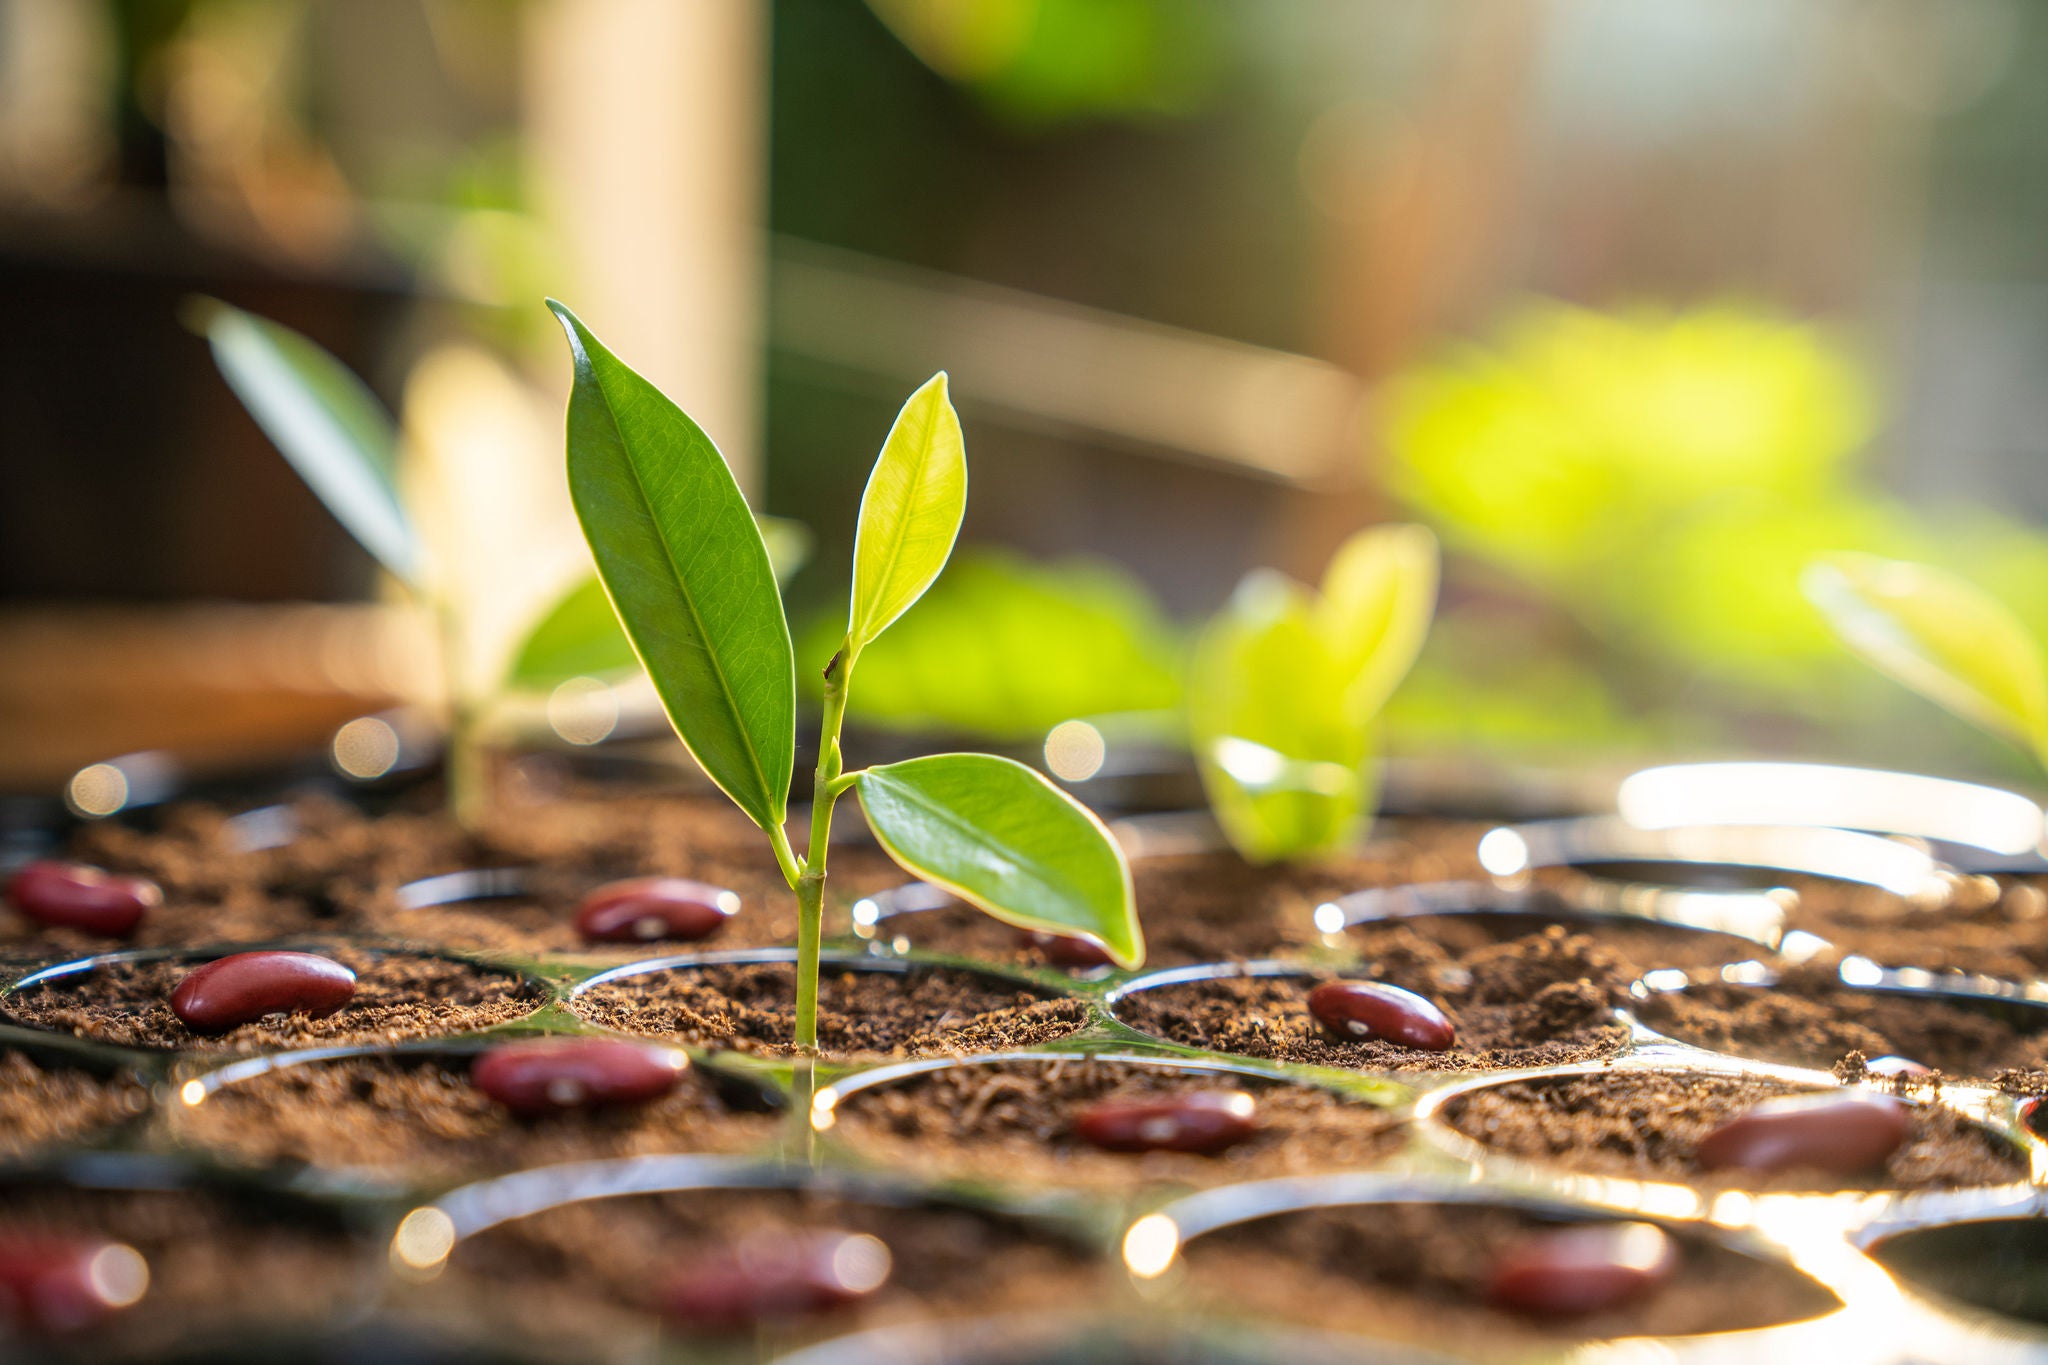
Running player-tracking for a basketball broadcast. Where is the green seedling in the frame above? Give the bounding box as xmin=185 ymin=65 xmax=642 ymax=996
xmin=1189 ymin=525 xmax=1438 ymax=862
xmin=1805 ymin=552 xmax=2048 ymax=769
xmin=548 ymin=301 xmax=1142 ymax=1052
xmin=187 ymin=299 xmax=806 ymax=823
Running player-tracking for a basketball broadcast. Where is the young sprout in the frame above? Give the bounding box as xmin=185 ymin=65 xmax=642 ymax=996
xmin=548 ymin=302 xmax=1142 ymax=1052
xmin=1188 ymin=525 xmax=1438 ymax=862
xmin=187 ymin=300 xmax=804 ymax=823
xmin=1805 ymin=553 xmax=2048 ymax=769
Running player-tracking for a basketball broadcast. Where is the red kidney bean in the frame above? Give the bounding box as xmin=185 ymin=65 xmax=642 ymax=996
xmin=1308 ymin=980 xmax=1456 ymax=1050
xmin=0 ymin=1234 xmax=149 ymax=1334
xmin=1073 ymin=1090 xmax=1258 ymax=1154
xmin=1863 ymin=1055 xmax=1930 ymax=1078
xmin=169 ymin=951 xmax=357 ymax=1035
xmin=659 ymin=1230 xmax=891 ymax=1331
xmin=1486 ymin=1222 xmax=1678 ymax=1318
xmin=2026 ymin=1098 xmax=2048 ymax=1139
xmin=5 ymin=861 xmax=159 ymax=939
xmin=1695 ymin=1090 xmax=1911 ymax=1175
xmin=574 ymin=877 xmax=738 ymax=944
xmin=471 ymin=1038 xmax=688 ymax=1115
xmin=1017 ymin=929 xmax=1115 ymax=970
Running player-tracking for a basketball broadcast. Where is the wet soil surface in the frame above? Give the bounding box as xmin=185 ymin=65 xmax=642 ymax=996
xmin=1181 ymin=1201 xmax=1838 ymax=1348
xmin=431 ymin=1186 xmax=1103 ymax=1355
xmin=171 ymin=1051 xmax=783 ymax=1180
xmin=1635 ymin=958 xmax=2048 ymax=1082
xmin=0 ymin=1050 xmax=151 ymax=1158
xmin=1 ymin=946 xmax=541 ymax=1051
xmin=1110 ymin=925 xmax=1633 ymax=1072
xmin=570 ymin=961 xmax=1089 ymax=1059
xmin=829 ymin=1055 xmax=1402 ymax=1190
xmin=1441 ymin=1070 xmax=2025 ymax=1191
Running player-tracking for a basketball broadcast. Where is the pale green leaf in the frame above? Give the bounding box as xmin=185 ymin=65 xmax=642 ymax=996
xmin=1806 ymin=553 xmax=2048 ymax=761
xmin=1317 ymin=522 xmax=1439 ymax=719
xmin=549 ymin=300 xmax=794 ymax=830
xmin=506 ymin=516 xmax=813 ymax=692
xmin=848 ymin=373 xmax=966 ymax=655
xmin=857 ymin=753 xmax=1142 ymax=966
xmin=189 ymin=298 xmax=420 ymax=583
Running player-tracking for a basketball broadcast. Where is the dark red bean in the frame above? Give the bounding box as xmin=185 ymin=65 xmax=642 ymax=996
xmin=575 ymin=877 xmax=738 ymax=944
xmin=1073 ymin=1090 xmax=1258 ymax=1155
xmin=0 ymin=1234 xmax=149 ymax=1334
xmin=2025 ymin=1099 xmax=2048 ymax=1139
xmin=1308 ymin=980 xmax=1456 ymax=1050
xmin=471 ymin=1038 xmax=688 ymax=1115
xmin=1695 ymin=1090 xmax=1911 ymax=1175
xmin=1486 ymin=1222 xmax=1677 ymax=1318
xmin=1863 ymin=1055 xmax=1930 ymax=1079
xmin=659 ymin=1231 xmax=891 ymax=1331
xmin=5 ymin=861 xmax=158 ymax=939
xmin=169 ymin=951 xmax=357 ymax=1035
xmin=1017 ymin=928 xmax=1115 ymax=970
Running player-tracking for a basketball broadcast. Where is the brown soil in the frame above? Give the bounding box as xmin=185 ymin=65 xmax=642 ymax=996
xmin=425 ymin=1186 xmax=1104 ymax=1358
xmin=171 ymin=1051 xmax=784 ymax=1180
xmin=0 ymin=1180 xmax=373 ymax=1354
xmin=1635 ymin=958 xmax=2048 ymax=1081
xmin=1111 ymin=925 xmax=1633 ymax=1072
xmin=829 ymin=1055 xmax=1403 ymax=1190
xmin=1180 ymin=1201 xmax=1838 ymax=1348
xmin=35 ymin=790 xmax=902 ymax=956
xmin=1734 ymin=870 xmax=2048 ymax=983
xmin=571 ymin=960 xmax=1089 ymax=1059
xmin=1 ymin=946 xmax=541 ymax=1051
xmin=1441 ymin=1070 xmax=2026 ymax=1191
xmin=0 ymin=1050 xmax=151 ymax=1158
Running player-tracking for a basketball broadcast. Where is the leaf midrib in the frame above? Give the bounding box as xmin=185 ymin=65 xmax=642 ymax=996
xmin=867 ymin=768 xmax=1076 ymax=902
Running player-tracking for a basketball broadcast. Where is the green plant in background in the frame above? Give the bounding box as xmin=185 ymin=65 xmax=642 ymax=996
xmin=189 ymin=300 xmax=806 ymax=822
xmin=1188 ymin=524 xmax=1437 ymax=863
xmin=796 ymin=548 xmax=1182 ymax=741
xmin=549 ymin=302 xmax=1142 ymax=1052
xmin=1806 ymin=553 xmax=2048 ymax=770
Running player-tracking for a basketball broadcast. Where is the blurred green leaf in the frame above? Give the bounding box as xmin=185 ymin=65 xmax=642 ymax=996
xmin=857 ymin=753 xmax=1141 ymax=966
xmin=549 ymin=300 xmax=794 ymax=831
xmin=1318 ymin=523 xmax=1439 ymax=718
xmin=507 ymin=516 xmax=813 ymax=693
xmin=189 ymin=298 xmax=421 ymax=584
xmin=1805 ymin=553 xmax=2048 ymax=762
xmin=849 ymin=373 xmax=965 ymax=657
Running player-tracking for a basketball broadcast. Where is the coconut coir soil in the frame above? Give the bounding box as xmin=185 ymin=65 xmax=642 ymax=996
xmin=0 ymin=1049 xmax=150 ymax=1158
xmin=1110 ymin=924 xmax=1633 ymax=1072
xmin=570 ymin=960 xmax=1088 ymax=1058
xmin=1442 ymin=1070 xmax=2025 ymax=1191
xmin=426 ymin=1186 xmax=1102 ymax=1357
xmin=830 ymin=1055 xmax=1402 ymax=1190
xmin=1 ymin=945 xmax=540 ymax=1051
xmin=1180 ymin=1201 xmax=1839 ymax=1349
xmin=171 ymin=1051 xmax=783 ymax=1180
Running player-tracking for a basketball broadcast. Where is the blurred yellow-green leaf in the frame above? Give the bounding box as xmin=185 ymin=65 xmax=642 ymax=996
xmin=1318 ymin=523 xmax=1439 ymax=720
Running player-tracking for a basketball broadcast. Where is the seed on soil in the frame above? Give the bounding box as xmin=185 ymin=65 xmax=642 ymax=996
xmin=1485 ymin=1222 xmax=1678 ymax=1318
xmin=5 ymin=862 xmax=160 ymax=939
xmin=1695 ymin=1091 xmax=1911 ymax=1175
xmin=574 ymin=877 xmax=740 ymax=944
xmin=1863 ymin=1055 xmax=1930 ymax=1078
xmin=0 ymin=1233 xmax=149 ymax=1334
xmin=1017 ymin=929 xmax=1114 ymax=970
xmin=470 ymin=1038 xmax=690 ymax=1115
xmin=1307 ymin=980 xmax=1456 ymax=1051
xmin=169 ymin=951 xmax=358 ymax=1035
xmin=658 ymin=1230 xmax=892 ymax=1330
xmin=1072 ymin=1090 xmax=1259 ymax=1155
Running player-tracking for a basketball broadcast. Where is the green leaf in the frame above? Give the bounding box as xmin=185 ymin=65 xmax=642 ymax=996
xmin=857 ymin=753 xmax=1142 ymax=967
xmin=848 ymin=373 xmax=966 ymax=656
xmin=549 ymin=300 xmax=794 ymax=830
xmin=1317 ymin=523 xmax=1439 ymax=718
xmin=1805 ymin=553 xmax=2048 ymax=761
xmin=188 ymin=298 xmax=420 ymax=583
xmin=506 ymin=515 xmax=813 ymax=692
xmin=1188 ymin=573 xmax=1374 ymax=863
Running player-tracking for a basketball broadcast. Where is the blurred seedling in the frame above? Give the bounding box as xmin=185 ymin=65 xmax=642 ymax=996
xmin=548 ymin=301 xmax=1143 ymax=1051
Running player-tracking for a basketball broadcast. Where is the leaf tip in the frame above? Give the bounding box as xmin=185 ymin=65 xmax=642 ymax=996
xmin=178 ymin=294 xmax=229 ymax=338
